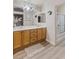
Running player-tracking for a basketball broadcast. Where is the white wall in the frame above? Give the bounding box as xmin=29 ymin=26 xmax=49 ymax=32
xmin=42 ymin=0 xmax=56 ymax=45
xmin=57 ymin=4 xmax=65 ymax=14
xmin=42 ymin=0 xmax=65 ymax=45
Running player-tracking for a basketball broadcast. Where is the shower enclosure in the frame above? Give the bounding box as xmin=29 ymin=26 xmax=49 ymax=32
xmin=56 ymin=4 xmax=65 ymax=44
xmin=56 ymin=14 xmax=65 ymax=34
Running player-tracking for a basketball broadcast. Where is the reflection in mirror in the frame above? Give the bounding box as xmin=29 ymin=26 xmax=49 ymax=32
xmin=13 ymin=14 xmax=23 ymax=27
xmin=13 ymin=0 xmax=43 ymax=27
xmin=38 ymin=13 xmax=46 ymax=23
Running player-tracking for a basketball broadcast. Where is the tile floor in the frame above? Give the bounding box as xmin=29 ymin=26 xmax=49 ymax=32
xmin=14 ymin=39 xmax=65 ymax=59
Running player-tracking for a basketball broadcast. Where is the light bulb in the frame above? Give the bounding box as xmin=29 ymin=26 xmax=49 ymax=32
xmin=27 ymin=6 xmax=30 ymax=11
xmin=23 ymin=5 xmax=30 ymax=11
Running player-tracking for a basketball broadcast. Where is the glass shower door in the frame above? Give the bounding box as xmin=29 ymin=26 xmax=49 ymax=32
xmin=56 ymin=14 xmax=65 ymax=34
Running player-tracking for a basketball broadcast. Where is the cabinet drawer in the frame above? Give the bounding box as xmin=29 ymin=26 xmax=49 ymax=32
xmin=31 ymin=38 xmax=37 ymax=42
xmin=31 ymin=33 xmax=37 ymax=37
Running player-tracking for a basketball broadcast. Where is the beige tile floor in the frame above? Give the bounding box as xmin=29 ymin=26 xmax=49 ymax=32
xmin=14 ymin=39 xmax=65 ymax=59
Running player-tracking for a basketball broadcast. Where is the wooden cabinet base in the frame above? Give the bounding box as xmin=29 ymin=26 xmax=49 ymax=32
xmin=13 ymin=40 xmax=46 ymax=54
xmin=13 ymin=44 xmax=30 ymax=54
xmin=13 ymin=28 xmax=47 ymax=54
xmin=13 ymin=47 xmax=24 ymax=54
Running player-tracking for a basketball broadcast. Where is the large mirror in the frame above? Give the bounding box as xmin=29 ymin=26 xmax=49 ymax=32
xmin=13 ymin=0 xmax=45 ymax=27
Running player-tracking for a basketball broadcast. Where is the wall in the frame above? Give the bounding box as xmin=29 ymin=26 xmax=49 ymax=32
xmin=42 ymin=0 xmax=65 ymax=45
xmin=42 ymin=0 xmax=56 ymax=45
xmin=57 ymin=4 xmax=65 ymax=14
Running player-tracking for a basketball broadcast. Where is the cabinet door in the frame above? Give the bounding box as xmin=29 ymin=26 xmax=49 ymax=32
xmin=30 ymin=29 xmax=37 ymax=43
xmin=42 ymin=28 xmax=46 ymax=39
xmin=22 ymin=30 xmax=30 ymax=46
xmin=13 ymin=31 xmax=22 ymax=49
xmin=38 ymin=28 xmax=42 ymax=40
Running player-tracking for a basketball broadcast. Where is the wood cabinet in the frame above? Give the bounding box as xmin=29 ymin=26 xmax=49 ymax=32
xmin=13 ymin=28 xmax=47 ymax=54
xmin=42 ymin=28 xmax=46 ymax=39
xmin=37 ymin=28 xmax=42 ymax=40
xmin=13 ymin=31 xmax=22 ymax=49
xmin=37 ymin=28 xmax=47 ymax=41
xmin=22 ymin=30 xmax=30 ymax=46
xmin=30 ymin=29 xmax=37 ymax=43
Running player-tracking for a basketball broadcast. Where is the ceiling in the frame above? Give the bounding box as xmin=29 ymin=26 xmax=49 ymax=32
xmin=25 ymin=0 xmax=45 ymax=5
xmin=13 ymin=0 xmax=65 ymax=7
xmin=13 ymin=0 xmax=45 ymax=7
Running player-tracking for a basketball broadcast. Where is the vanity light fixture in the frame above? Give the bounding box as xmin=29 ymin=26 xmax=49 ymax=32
xmin=26 ymin=6 xmax=30 ymax=11
xmin=48 ymin=11 xmax=52 ymax=15
xmin=35 ymin=15 xmax=37 ymax=18
xmin=24 ymin=5 xmax=30 ymax=11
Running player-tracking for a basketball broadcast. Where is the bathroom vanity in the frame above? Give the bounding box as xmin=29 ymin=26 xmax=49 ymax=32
xmin=13 ymin=26 xmax=47 ymax=54
xmin=13 ymin=4 xmax=47 ymax=54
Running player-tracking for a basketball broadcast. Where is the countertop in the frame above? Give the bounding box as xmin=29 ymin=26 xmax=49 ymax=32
xmin=13 ymin=25 xmax=46 ymax=31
